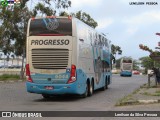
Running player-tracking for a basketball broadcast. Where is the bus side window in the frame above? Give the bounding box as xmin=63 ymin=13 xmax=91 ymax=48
xmin=105 ymin=38 xmax=108 ymax=48
xmin=88 ymin=30 xmax=93 ymax=45
xmin=94 ymin=33 xmax=98 ymax=46
xmin=98 ymin=34 xmax=102 ymax=47
xmin=102 ymin=37 xmax=104 ymax=47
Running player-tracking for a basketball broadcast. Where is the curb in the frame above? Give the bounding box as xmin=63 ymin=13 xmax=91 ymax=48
xmin=117 ymin=99 xmax=160 ymax=106
xmin=138 ymin=99 xmax=160 ymax=104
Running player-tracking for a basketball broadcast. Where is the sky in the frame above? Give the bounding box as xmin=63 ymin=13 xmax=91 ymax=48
xmin=27 ymin=0 xmax=160 ymax=60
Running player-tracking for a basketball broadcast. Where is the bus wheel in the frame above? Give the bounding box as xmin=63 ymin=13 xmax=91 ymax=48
xmin=101 ymin=80 xmax=106 ymax=91
xmin=42 ymin=94 xmax=51 ymax=99
xmin=106 ymin=80 xmax=108 ymax=89
xmin=82 ymin=83 xmax=88 ymax=98
xmin=88 ymin=81 xmax=94 ymax=96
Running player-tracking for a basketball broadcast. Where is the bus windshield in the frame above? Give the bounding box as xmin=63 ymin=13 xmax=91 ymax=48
xmin=29 ymin=18 xmax=72 ymax=36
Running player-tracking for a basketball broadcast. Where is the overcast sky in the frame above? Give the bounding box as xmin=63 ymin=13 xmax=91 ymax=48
xmin=65 ymin=0 xmax=160 ymax=60
xmin=28 ymin=0 xmax=160 ymax=60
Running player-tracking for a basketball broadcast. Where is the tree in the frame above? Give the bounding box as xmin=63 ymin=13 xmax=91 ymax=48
xmin=33 ymin=3 xmax=55 ymax=17
xmin=139 ymin=56 xmax=156 ymax=74
xmin=115 ymin=58 xmax=121 ymax=69
xmin=133 ymin=60 xmax=140 ymax=70
xmin=111 ymin=44 xmax=122 ymax=69
xmin=73 ymin=11 xmax=98 ymax=28
xmin=33 ymin=0 xmax=71 ymax=17
xmin=59 ymin=11 xmax=69 ymax=16
xmin=59 ymin=10 xmax=98 ymax=28
xmin=111 ymin=44 xmax=122 ymax=56
xmin=11 ymin=54 xmax=15 ymax=65
xmin=0 ymin=0 xmax=71 ymax=78
xmin=0 ymin=7 xmax=15 ymax=56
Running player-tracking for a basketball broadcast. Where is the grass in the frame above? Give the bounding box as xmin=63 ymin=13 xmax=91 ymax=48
xmin=0 ymin=74 xmax=20 ymax=81
xmin=116 ymin=82 xmax=160 ymax=106
xmin=116 ymin=86 xmax=143 ymax=106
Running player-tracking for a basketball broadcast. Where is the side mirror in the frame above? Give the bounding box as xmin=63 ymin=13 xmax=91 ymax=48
xmin=113 ymin=59 xmax=115 ymax=64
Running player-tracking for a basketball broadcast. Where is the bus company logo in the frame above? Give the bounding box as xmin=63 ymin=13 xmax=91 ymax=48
xmin=46 ymin=19 xmax=59 ymax=31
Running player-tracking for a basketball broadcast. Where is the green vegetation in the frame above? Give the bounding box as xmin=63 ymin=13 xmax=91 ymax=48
xmin=0 ymin=74 xmax=20 ymax=81
xmin=115 ymin=94 xmax=135 ymax=106
xmin=111 ymin=44 xmax=122 ymax=56
xmin=59 ymin=10 xmax=98 ymax=28
xmin=116 ymin=82 xmax=160 ymax=106
xmin=139 ymin=56 xmax=160 ymax=74
xmin=116 ymin=84 xmax=144 ymax=106
xmin=140 ymin=89 xmax=160 ymax=96
xmin=0 ymin=0 xmax=71 ymax=79
xmin=115 ymin=88 xmax=140 ymax=106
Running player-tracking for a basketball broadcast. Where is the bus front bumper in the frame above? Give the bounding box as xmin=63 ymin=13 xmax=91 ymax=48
xmin=120 ymin=71 xmax=132 ymax=76
xmin=26 ymin=82 xmax=84 ymax=95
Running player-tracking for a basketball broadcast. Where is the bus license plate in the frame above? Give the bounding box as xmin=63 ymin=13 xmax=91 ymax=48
xmin=45 ymin=86 xmax=54 ymax=90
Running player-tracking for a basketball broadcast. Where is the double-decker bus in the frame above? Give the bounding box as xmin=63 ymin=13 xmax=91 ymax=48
xmin=26 ymin=16 xmax=113 ymax=98
xmin=120 ymin=57 xmax=133 ymax=77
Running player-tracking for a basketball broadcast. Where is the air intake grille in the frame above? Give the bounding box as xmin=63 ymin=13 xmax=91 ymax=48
xmin=32 ymin=49 xmax=69 ymax=69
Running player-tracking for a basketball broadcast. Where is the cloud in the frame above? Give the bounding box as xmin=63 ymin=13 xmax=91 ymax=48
xmin=125 ymin=10 xmax=160 ymax=25
xmin=123 ymin=10 xmax=160 ymax=35
xmin=126 ymin=27 xmax=138 ymax=35
xmin=70 ymin=0 xmax=103 ymax=8
xmin=96 ymin=18 xmax=114 ymax=30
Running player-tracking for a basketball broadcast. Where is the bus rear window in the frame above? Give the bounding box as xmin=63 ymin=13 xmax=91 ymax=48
xmin=29 ymin=18 xmax=72 ymax=36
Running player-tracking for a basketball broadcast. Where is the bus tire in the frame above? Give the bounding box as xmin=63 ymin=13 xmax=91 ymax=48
xmin=88 ymin=81 xmax=94 ymax=96
xmin=101 ymin=80 xmax=106 ymax=91
xmin=106 ymin=80 xmax=108 ymax=89
xmin=82 ymin=82 xmax=88 ymax=98
xmin=42 ymin=94 xmax=51 ymax=99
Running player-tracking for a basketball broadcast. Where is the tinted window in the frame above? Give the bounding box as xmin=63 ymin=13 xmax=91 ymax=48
xmin=123 ymin=60 xmax=132 ymax=63
xmin=29 ymin=18 xmax=72 ymax=36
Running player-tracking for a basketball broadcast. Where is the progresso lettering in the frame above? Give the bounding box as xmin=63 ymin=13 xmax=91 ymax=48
xmin=31 ymin=39 xmax=69 ymax=45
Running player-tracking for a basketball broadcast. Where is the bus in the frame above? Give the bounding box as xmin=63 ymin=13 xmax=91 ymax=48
xmin=26 ymin=16 xmax=113 ymax=98
xmin=120 ymin=57 xmax=133 ymax=77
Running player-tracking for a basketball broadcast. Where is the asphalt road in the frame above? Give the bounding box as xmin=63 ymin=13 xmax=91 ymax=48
xmin=0 ymin=74 xmax=148 ymax=111
xmin=0 ymin=74 xmax=160 ymax=120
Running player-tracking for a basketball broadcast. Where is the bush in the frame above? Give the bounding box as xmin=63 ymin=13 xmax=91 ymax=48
xmin=0 ymin=74 xmax=20 ymax=81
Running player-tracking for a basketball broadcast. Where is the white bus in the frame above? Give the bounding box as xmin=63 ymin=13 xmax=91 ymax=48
xmin=26 ymin=16 xmax=113 ymax=98
xmin=120 ymin=57 xmax=133 ymax=77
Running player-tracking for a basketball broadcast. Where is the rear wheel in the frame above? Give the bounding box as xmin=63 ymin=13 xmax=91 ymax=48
xmin=101 ymin=80 xmax=107 ymax=91
xmin=106 ymin=80 xmax=108 ymax=89
xmin=88 ymin=81 xmax=94 ymax=96
xmin=42 ymin=94 xmax=51 ymax=99
xmin=82 ymin=82 xmax=88 ymax=98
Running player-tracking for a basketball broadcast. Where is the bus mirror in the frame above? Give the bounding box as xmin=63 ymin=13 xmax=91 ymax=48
xmin=113 ymin=59 xmax=115 ymax=64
